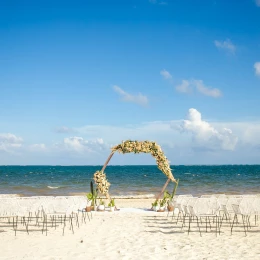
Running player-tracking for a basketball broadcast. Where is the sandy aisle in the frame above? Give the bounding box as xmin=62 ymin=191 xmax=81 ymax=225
xmin=0 ymin=199 xmax=260 ymax=260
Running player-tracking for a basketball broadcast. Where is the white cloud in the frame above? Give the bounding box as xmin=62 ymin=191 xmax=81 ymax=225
xmin=160 ymin=69 xmax=172 ymax=80
xmin=60 ymin=137 xmax=108 ymax=153
xmin=255 ymin=0 xmax=260 ymax=7
xmin=113 ymin=85 xmax=148 ymax=106
xmin=159 ymin=1 xmax=167 ymax=5
xmin=254 ymin=62 xmax=260 ymax=76
xmin=77 ymin=122 xmax=174 ymax=145
xmin=149 ymin=0 xmax=167 ymax=5
xmin=193 ymin=80 xmax=222 ymax=97
xmin=29 ymin=144 xmax=46 ymax=151
xmin=175 ymin=79 xmax=222 ymax=97
xmin=214 ymin=39 xmax=236 ymax=54
xmin=0 ymin=133 xmax=23 ymax=152
xmin=174 ymin=108 xmax=238 ymax=151
xmin=2 ymin=117 xmax=260 ymax=164
xmin=176 ymin=80 xmax=192 ymax=93
xmin=161 ymin=69 xmax=222 ymax=97
xmin=55 ymin=126 xmax=75 ymax=134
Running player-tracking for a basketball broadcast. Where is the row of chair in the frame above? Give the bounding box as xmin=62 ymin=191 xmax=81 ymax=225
xmin=0 ymin=196 xmax=91 ymax=236
xmin=168 ymin=194 xmax=260 ymax=236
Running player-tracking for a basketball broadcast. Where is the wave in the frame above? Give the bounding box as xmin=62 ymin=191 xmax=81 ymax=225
xmin=0 ymin=194 xmax=20 ymax=197
xmin=112 ymin=194 xmax=155 ymax=199
xmin=47 ymin=186 xmax=60 ymax=189
xmin=68 ymin=193 xmax=156 ymax=199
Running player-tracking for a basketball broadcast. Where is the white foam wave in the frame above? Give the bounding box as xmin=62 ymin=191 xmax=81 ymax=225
xmin=47 ymin=186 xmax=60 ymax=189
xmin=0 ymin=194 xmax=19 ymax=198
xmin=112 ymin=194 xmax=155 ymax=199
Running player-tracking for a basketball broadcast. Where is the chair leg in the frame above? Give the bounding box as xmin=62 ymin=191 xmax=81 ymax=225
xmin=241 ymin=215 xmax=247 ymax=236
xmin=63 ymin=220 xmax=66 ymax=236
xmin=70 ymin=216 xmax=74 ymax=234
xmin=41 ymin=216 xmax=45 ymax=234
xmin=218 ymin=216 xmax=221 ymax=235
xmin=208 ymin=216 xmax=212 ymax=230
xmin=231 ymin=214 xmax=237 ymax=235
xmin=86 ymin=211 xmax=90 ymax=222
xmin=215 ymin=216 xmax=218 ymax=237
xmin=175 ymin=212 xmax=180 ymax=224
xmin=24 ymin=217 xmax=29 ymax=235
xmin=247 ymin=216 xmax=251 ymax=230
xmin=187 ymin=216 xmax=191 ymax=235
xmin=205 ymin=217 xmax=208 ymax=232
xmin=181 ymin=213 xmax=186 ymax=230
xmin=196 ymin=216 xmax=201 ymax=237
xmin=14 ymin=216 xmax=18 ymax=236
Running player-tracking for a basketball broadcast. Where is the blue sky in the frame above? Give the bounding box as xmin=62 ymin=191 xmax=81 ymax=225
xmin=1 ymin=0 xmax=260 ymax=165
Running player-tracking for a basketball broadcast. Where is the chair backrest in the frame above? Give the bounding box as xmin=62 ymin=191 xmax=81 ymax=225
xmin=194 ymin=198 xmax=210 ymax=215
xmin=239 ymin=197 xmax=256 ymax=215
xmin=253 ymin=198 xmax=260 ymax=213
xmin=221 ymin=204 xmax=229 ymax=215
xmin=226 ymin=197 xmax=243 ymax=212
xmin=201 ymin=195 xmax=214 ymax=198
xmin=0 ymin=198 xmax=18 ymax=217
xmin=187 ymin=197 xmax=198 ymax=214
xmin=182 ymin=205 xmax=189 ymax=215
xmin=208 ymin=197 xmax=220 ymax=214
xmin=217 ymin=197 xmax=228 ymax=209
xmin=232 ymin=204 xmax=241 ymax=215
xmin=188 ymin=205 xmax=196 ymax=216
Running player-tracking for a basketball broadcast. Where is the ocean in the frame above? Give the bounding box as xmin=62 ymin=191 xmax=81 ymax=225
xmin=0 ymin=165 xmax=259 ymax=197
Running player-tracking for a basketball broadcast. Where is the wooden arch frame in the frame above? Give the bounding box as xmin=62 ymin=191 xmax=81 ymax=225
xmin=93 ymin=140 xmax=178 ymax=200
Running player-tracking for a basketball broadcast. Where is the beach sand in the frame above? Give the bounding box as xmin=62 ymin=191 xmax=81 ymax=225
xmin=0 ymin=198 xmax=260 ymax=260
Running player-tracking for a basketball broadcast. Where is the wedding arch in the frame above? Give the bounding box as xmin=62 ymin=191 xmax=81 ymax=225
xmin=93 ymin=140 xmax=177 ymax=200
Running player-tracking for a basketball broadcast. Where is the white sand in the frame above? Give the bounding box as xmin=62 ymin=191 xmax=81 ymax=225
xmin=0 ymin=198 xmax=260 ymax=260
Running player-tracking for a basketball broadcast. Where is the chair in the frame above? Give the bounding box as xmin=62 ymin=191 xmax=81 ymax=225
xmin=230 ymin=198 xmax=255 ymax=237
xmin=187 ymin=198 xmax=220 ymax=236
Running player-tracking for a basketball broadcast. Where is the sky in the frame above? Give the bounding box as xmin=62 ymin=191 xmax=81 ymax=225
xmin=0 ymin=0 xmax=260 ymax=165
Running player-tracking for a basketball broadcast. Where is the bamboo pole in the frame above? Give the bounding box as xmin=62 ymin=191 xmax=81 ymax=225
xmin=100 ymin=152 xmax=115 ymax=201
xmin=156 ymin=178 xmax=171 ymax=200
xmin=101 ymin=152 xmax=115 ymax=172
xmin=171 ymin=179 xmax=179 ymax=199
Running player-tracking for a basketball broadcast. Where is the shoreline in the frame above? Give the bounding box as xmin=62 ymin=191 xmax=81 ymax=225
xmin=1 ymin=191 xmax=260 ymax=198
xmin=1 ymin=193 xmax=259 ymax=209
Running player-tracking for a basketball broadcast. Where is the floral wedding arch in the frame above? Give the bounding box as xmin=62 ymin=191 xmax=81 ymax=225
xmin=93 ymin=140 xmax=177 ymax=200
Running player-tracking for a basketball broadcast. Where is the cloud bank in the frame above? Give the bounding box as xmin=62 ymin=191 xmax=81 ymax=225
xmin=0 ymin=133 xmax=23 ymax=152
xmin=2 ymin=110 xmax=260 ymax=164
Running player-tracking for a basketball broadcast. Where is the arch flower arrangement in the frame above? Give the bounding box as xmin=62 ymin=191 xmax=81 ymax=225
xmin=93 ymin=140 xmax=177 ymax=199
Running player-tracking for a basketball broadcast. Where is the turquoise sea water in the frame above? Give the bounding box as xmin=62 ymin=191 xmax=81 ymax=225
xmin=0 ymin=165 xmax=259 ymax=197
